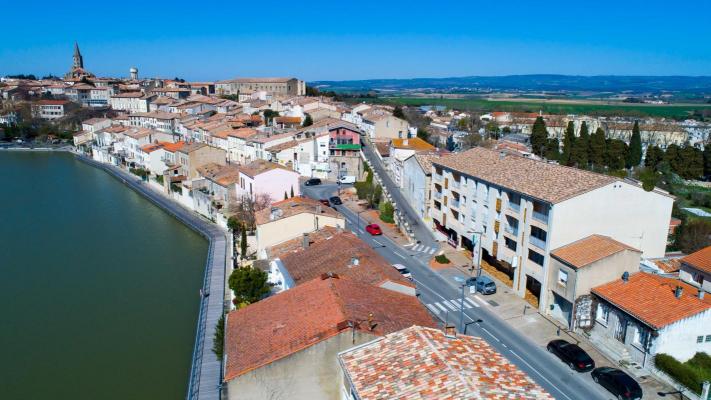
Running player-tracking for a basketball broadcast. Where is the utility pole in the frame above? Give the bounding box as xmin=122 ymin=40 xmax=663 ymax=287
xmin=459 ymin=283 xmax=466 ymax=333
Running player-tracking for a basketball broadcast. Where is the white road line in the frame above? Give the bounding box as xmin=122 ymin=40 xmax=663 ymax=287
xmin=481 ymin=326 xmax=499 ymax=342
xmin=426 ymin=304 xmax=440 ymax=314
xmin=393 ymin=252 xmax=406 ymax=260
xmin=413 ymin=244 xmax=422 ymax=251
xmin=428 ymin=248 xmax=436 ymax=255
xmin=404 ymin=243 xmax=415 ymax=248
xmin=372 ymin=239 xmax=383 ymax=246
xmin=434 ymin=302 xmax=447 ymax=312
xmin=473 ymin=296 xmax=488 ymax=307
xmin=442 ymin=301 xmax=458 ymax=311
xmin=464 ymin=298 xmax=479 ymax=308
xmin=509 ymin=350 xmax=575 ymax=400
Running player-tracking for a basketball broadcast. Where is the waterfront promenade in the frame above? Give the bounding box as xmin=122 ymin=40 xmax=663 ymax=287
xmin=75 ymin=154 xmax=227 ymax=400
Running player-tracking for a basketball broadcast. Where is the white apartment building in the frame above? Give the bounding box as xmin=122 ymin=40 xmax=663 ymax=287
xmin=430 ymin=147 xmax=674 ymax=312
xmin=109 ymin=92 xmax=154 ymax=113
xmin=31 ymin=100 xmax=77 ymax=120
xmin=128 ymin=112 xmax=178 ymax=133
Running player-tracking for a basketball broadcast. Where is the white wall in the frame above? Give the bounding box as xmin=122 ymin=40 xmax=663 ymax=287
xmin=550 ymin=181 xmax=673 ymax=258
xmin=654 ymin=309 xmax=711 ymax=361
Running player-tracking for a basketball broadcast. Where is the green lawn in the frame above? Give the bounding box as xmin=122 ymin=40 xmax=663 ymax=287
xmin=350 ymin=97 xmax=711 ymax=119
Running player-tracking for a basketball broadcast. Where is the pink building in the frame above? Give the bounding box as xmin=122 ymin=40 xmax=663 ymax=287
xmin=328 ymin=123 xmax=363 ymax=180
xmin=236 ymin=159 xmax=300 ymax=203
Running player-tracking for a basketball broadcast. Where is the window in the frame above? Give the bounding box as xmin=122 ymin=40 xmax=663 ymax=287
xmin=596 ymin=303 xmax=609 ymax=325
xmin=558 ymin=270 xmax=568 ymax=286
xmin=705 ymin=335 xmax=711 ymax=342
xmin=697 ymin=336 xmax=704 ymax=343
xmin=528 ymin=249 xmax=544 ymax=266
xmin=505 ymin=237 xmax=517 ymax=251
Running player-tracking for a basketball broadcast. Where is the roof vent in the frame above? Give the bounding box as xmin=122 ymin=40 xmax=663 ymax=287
xmin=499 ymin=151 xmax=506 ymax=159
xmin=269 ymin=207 xmax=283 ymax=221
xmin=674 ymin=286 xmax=683 ymax=299
xmin=320 ymin=272 xmax=339 ymax=280
xmin=302 ymin=233 xmax=310 ymax=249
xmin=444 ymin=325 xmax=457 ymax=338
xmin=699 ymin=290 xmax=705 ymax=300
xmin=350 ymin=256 xmax=360 ymax=267
xmin=621 ymin=271 xmax=629 ymax=282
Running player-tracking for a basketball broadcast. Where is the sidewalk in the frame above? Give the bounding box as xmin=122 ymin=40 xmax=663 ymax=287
xmin=435 ymin=260 xmax=675 ymax=399
xmin=340 ymin=192 xmax=412 ymax=247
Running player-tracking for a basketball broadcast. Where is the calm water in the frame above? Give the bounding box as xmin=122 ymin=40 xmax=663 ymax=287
xmin=0 ymin=152 xmax=208 ymax=399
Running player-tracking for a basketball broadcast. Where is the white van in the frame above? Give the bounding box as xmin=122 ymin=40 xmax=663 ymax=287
xmin=338 ymin=175 xmax=356 ymax=184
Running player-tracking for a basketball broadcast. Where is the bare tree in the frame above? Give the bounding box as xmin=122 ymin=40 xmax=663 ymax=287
xmin=227 ymin=193 xmax=273 ymax=230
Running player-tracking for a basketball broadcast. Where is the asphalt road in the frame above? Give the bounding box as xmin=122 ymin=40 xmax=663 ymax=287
xmin=303 ymin=182 xmax=612 ymax=400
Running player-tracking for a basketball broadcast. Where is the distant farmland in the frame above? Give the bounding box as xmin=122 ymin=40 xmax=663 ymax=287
xmin=349 ymin=97 xmax=711 ymax=119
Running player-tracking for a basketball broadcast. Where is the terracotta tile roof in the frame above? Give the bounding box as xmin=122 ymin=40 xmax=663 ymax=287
xmin=224 ymin=276 xmax=436 ymax=381
xmin=654 ymin=258 xmax=682 ymax=274
xmin=390 ymin=137 xmax=435 ymax=151
xmin=681 ymin=246 xmax=711 ymax=275
xmin=255 ymin=197 xmax=342 ymax=226
xmin=196 ymin=163 xmax=241 ymax=186
xmin=160 ymin=141 xmax=185 ymax=152
xmin=140 ymin=143 xmax=163 ymax=153
xmin=226 ymin=127 xmax=257 ymax=139
xmin=374 ymin=142 xmax=390 ymax=157
xmin=339 ymin=326 xmax=552 ymax=400
xmin=433 ymin=147 xmax=617 ymax=204
xmin=35 ymin=99 xmax=72 ymax=105
xmin=266 ymin=226 xmax=340 ymax=259
xmin=413 ymin=151 xmax=446 ymax=175
xmin=592 ymin=272 xmax=711 ymax=329
xmin=239 ymin=159 xmax=291 ymax=178
xmin=277 ymin=230 xmax=414 ymax=289
xmin=275 ymin=116 xmax=302 ymax=124
xmin=551 ymin=235 xmax=641 ymax=269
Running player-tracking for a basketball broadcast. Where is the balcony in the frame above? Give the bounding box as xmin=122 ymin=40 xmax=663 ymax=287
xmin=434 ymin=172 xmax=443 ymax=181
xmin=529 ymin=235 xmax=546 ymax=249
xmin=433 ymin=191 xmax=443 ymax=200
xmin=509 ymin=202 xmax=521 ymax=213
xmin=533 ymin=211 xmax=549 ymax=224
xmin=505 ymin=224 xmax=518 ymax=236
xmin=451 ymin=180 xmax=461 ymax=189
xmin=450 ymin=198 xmax=461 ymax=209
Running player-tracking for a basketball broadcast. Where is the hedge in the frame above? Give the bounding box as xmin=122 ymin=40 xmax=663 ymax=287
xmin=654 ymin=352 xmax=711 ymax=394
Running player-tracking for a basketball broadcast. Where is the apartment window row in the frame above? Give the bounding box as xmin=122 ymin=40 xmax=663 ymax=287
xmin=696 ymin=335 xmax=711 ymax=343
xmin=528 ymin=249 xmax=544 ymax=266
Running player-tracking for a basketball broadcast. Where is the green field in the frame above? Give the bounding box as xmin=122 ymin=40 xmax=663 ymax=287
xmin=350 ymin=97 xmax=711 ymax=119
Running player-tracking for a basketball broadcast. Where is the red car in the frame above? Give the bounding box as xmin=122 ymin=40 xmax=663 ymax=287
xmin=319 ymin=199 xmax=330 ymax=207
xmin=365 ymin=224 xmax=382 ymax=235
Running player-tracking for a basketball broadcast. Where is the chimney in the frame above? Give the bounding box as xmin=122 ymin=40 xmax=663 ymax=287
xmin=699 ymin=290 xmax=705 ymax=300
xmin=403 ymin=139 xmax=409 ymax=146
xmin=444 ymin=325 xmax=457 ymax=338
xmin=499 ymin=151 xmax=506 ymax=160
xmin=621 ymin=271 xmax=629 ymax=283
xmin=350 ymin=256 xmax=359 ymax=267
xmin=674 ymin=286 xmax=683 ymax=299
xmin=302 ymin=233 xmax=310 ymax=249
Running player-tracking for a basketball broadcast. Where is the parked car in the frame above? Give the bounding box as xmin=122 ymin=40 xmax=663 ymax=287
xmin=546 ymin=340 xmax=595 ymax=372
xmin=591 ymin=367 xmax=642 ymax=400
xmin=392 ymin=264 xmax=412 ymax=280
xmin=339 ymin=175 xmax=356 ymax=184
xmin=472 ymin=276 xmax=497 ymax=295
xmin=319 ymin=199 xmax=330 ymax=207
xmin=329 ymin=196 xmax=342 ymax=206
xmin=365 ymin=224 xmax=382 ymax=235
xmin=304 ymin=178 xmax=321 ymax=186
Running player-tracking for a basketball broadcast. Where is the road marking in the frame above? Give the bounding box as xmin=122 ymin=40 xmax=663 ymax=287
xmin=481 ymin=326 xmax=499 ymax=342
xmin=393 ymin=252 xmax=406 ymax=260
xmin=426 ymin=304 xmax=440 ymax=314
xmin=404 ymin=243 xmax=415 ymax=248
xmin=428 ymin=248 xmax=436 ymax=255
xmin=372 ymin=239 xmax=383 ymax=246
xmin=441 ymin=301 xmax=457 ymax=311
xmin=434 ymin=303 xmax=447 ymax=312
xmin=473 ymin=296 xmax=489 ymax=307
xmin=414 ymin=244 xmax=423 ymax=251
xmin=509 ymin=350 xmax=575 ymax=400
xmin=464 ymin=298 xmax=480 ymax=308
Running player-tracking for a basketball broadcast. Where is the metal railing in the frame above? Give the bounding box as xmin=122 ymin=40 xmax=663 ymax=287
xmin=433 ymin=191 xmax=442 ymax=200
xmin=505 ymin=224 xmax=518 ymax=236
xmin=533 ymin=210 xmax=549 ymax=224
xmin=530 ymin=235 xmax=546 ymax=249
xmin=509 ymin=202 xmax=521 ymax=213
xmin=450 ymin=199 xmax=460 ymax=209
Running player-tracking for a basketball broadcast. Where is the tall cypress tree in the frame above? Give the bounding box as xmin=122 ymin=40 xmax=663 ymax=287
xmin=544 ymin=138 xmax=560 ymax=161
xmin=570 ymin=121 xmax=590 ymax=168
xmin=561 ymin=121 xmax=575 ymax=166
xmin=645 ymin=145 xmax=664 ymax=172
xmin=606 ymin=139 xmax=628 ymax=171
xmin=589 ymin=127 xmax=607 ymax=168
xmin=628 ymin=121 xmax=643 ymax=168
xmin=530 ymin=116 xmax=548 ymax=157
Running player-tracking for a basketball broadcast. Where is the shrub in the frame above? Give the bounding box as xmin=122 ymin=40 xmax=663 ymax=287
xmin=654 ymin=353 xmax=706 ymax=394
xmin=379 ymin=201 xmax=394 ymax=223
xmin=212 ymin=314 xmax=225 ymax=360
xmin=434 ymin=254 xmax=450 ymax=264
xmin=228 ymin=267 xmax=270 ymax=304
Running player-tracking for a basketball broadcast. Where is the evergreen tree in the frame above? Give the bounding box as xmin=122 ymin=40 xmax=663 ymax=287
xmin=393 ymin=106 xmax=406 ymax=120
xmin=679 ymin=146 xmax=704 ymax=179
xmin=530 ymin=116 xmax=548 ymax=157
xmin=665 ymin=144 xmax=682 ymax=175
xmin=284 ymin=191 xmax=288 ymax=200
xmin=302 ymin=114 xmax=313 ymax=127
xmin=606 ymin=139 xmax=628 ymax=170
xmin=644 ymin=145 xmax=665 ymax=172
xmin=561 ymin=121 xmax=575 ymax=165
xmin=240 ymin=229 xmax=248 ymax=259
xmin=627 ymin=121 xmax=643 ymax=168
xmin=570 ymin=122 xmax=590 ymax=168
xmin=290 ymin=186 xmax=294 ymax=198
xmin=544 ymin=138 xmax=560 ymax=160
xmin=704 ymin=147 xmax=711 ymax=178
xmin=589 ymin=127 xmax=607 ymax=168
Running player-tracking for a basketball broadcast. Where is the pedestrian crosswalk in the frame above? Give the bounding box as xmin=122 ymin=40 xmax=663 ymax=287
xmin=425 ymin=297 xmax=486 ymax=315
xmin=407 ymin=243 xmax=437 ymax=255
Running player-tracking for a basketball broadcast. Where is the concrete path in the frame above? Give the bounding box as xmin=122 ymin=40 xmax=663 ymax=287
xmin=75 ymin=155 xmax=226 ymax=400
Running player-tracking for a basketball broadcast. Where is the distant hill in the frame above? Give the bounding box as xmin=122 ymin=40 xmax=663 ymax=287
xmin=310 ymin=75 xmax=711 ymax=94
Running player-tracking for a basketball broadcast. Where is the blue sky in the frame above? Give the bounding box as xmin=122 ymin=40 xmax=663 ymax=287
xmin=1 ymin=0 xmax=710 ymax=81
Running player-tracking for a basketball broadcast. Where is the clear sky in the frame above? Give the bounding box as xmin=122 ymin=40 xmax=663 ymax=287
xmin=2 ymin=0 xmax=710 ymax=81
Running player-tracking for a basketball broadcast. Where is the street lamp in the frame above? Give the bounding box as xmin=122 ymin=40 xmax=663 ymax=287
xmin=467 ymin=230 xmax=484 ymax=278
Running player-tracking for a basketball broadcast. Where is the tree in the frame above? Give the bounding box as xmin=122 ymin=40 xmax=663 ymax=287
xmin=638 ymin=168 xmax=659 ymax=191
xmin=227 ymin=193 xmax=272 ymax=231
xmin=379 ymin=201 xmax=395 ymax=223
xmin=445 ymin=135 xmax=456 ymax=151
xmin=393 ymin=106 xmax=406 ymax=120
xmin=302 ymin=114 xmax=313 ymax=127
xmin=561 ymin=121 xmax=576 ymax=165
xmin=570 ymin=121 xmax=590 ymax=168
xmin=679 ymin=146 xmax=704 ymax=180
xmin=212 ymin=314 xmax=225 ymax=360
xmin=284 ymin=191 xmax=288 ymax=200
xmin=606 ymin=139 xmax=628 ymax=171
xmin=627 ymin=121 xmax=643 ymax=168
xmin=461 ymin=133 xmax=483 ymax=149
xmin=262 ymin=109 xmax=279 ymax=124
xmin=240 ymin=229 xmax=248 ymax=259
xmin=589 ymin=127 xmax=607 ymax=168
xmin=704 ymin=146 xmax=711 ymax=178
xmin=544 ymin=138 xmax=560 ymax=160
xmin=676 ymin=219 xmax=711 ymax=254
xmin=485 ymin=121 xmax=500 ymax=140
xmin=530 ymin=116 xmax=548 ymax=157
xmin=416 ymin=127 xmax=430 ymax=141
xmin=228 ymin=267 xmax=270 ymax=305
xmin=645 ymin=145 xmax=665 ymax=172
xmin=290 ymin=186 xmax=294 ymax=198
xmin=227 ymin=216 xmax=240 ymax=232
